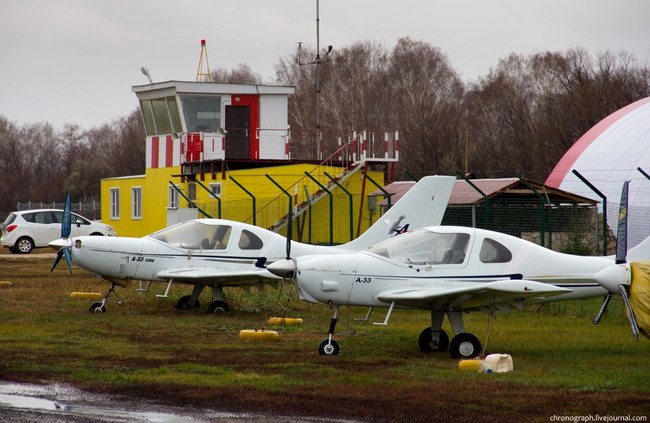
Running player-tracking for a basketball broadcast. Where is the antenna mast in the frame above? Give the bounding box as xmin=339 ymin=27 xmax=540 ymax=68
xmin=297 ymin=0 xmax=332 ymax=160
xmin=196 ymin=39 xmax=212 ymax=82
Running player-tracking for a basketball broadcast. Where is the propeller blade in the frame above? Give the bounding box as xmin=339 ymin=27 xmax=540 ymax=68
xmin=285 ymin=218 xmax=292 ymax=260
xmin=62 ymin=193 xmax=72 ymax=239
xmin=615 ymin=181 xmax=629 ymax=264
xmin=619 ymin=284 xmax=640 ymax=340
xmin=63 ymin=248 xmax=72 ymax=273
xmin=50 ymin=250 xmax=64 ymax=273
xmin=592 ymin=294 xmax=612 ymax=325
xmin=50 ymin=247 xmax=73 ymax=274
xmin=285 ymin=193 xmax=293 ymax=259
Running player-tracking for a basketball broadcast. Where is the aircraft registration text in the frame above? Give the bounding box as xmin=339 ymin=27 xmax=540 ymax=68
xmin=131 ymin=256 xmax=155 ymax=263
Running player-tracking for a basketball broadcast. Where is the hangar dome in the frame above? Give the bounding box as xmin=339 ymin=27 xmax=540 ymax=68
xmin=546 ymin=97 xmax=650 ymax=247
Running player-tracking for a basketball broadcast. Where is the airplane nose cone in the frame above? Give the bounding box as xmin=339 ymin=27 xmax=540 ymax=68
xmin=48 ymin=238 xmax=69 ymax=250
xmin=595 ymin=263 xmax=630 ymax=293
xmin=267 ymin=259 xmax=297 ymax=279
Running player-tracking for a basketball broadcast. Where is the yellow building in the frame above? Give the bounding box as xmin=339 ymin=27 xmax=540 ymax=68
xmin=101 ymin=80 xmax=398 ymax=244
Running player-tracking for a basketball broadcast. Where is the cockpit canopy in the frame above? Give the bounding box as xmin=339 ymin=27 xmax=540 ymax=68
xmin=367 ymin=228 xmax=512 ymax=265
xmin=149 ymin=220 xmax=263 ymax=251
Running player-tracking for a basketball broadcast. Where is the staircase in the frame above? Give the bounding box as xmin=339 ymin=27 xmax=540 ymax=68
xmin=258 ymin=130 xmax=371 ymax=233
xmin=248 ymin=129 xmax=399 ymax=234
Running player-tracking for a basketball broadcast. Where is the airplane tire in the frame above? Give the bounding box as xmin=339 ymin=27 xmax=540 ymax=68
xmin=207 ymin=300 xmax=229 ymax=314
xmin=449 ymin=333 xmax=481 ymax=359
xmin=89 ymin=302 xmax=106 ymax=313
xmin=175 ymin=295 xmax=201 ymax=310
xmin=318 ymin=338 xmax=340 ymax=356
xmin=418 ymin=328 xmax=449 ymax=353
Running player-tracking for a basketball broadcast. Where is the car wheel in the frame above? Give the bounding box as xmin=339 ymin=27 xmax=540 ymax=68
xmin=15 ymin=237 xmax=34 ymax=254
xmin=8 ymin=246 xmax=18 ymax=254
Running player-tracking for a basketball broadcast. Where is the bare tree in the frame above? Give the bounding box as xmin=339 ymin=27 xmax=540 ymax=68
xmin=386 ymin=38 xmax=465 ymax=176
xmin=211 ymin=64 xmax=262 ymax=84
xmin=464 ymin=48 xmax=650 ymax=179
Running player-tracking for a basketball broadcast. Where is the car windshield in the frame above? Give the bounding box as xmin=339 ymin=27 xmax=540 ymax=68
xmin=367 ymin=229 xmax=470 ymax=265
xmin=149 ymin=221 xmax=231 ymax=250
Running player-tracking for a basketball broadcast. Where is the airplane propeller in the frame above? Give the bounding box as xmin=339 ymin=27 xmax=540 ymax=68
xmin=49 ymin=193 xmax=73 ymax=274
xmin=267 ymin=209 xmax=298 ymax=280
xmin=592 ymin=181 xmax=643 ymax=339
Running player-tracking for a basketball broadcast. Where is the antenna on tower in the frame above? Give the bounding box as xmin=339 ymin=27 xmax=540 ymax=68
xmin=196 ymin=39 xmax=212 ymax=82
xmin=296 ymin=0 xmax=332 ymax=160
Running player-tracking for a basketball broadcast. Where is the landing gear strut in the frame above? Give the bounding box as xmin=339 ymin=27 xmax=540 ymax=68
xmin=318 ymin=304 xmax=340 ymax=355
xmin=88 ymin=282 xmax=124 ymax=313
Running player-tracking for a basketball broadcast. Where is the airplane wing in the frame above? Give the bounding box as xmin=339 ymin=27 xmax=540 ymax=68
xmin=155 ymin=268 xmax=282 ymax=286
xmin=376 ymin=279 xmax=572 ymax=311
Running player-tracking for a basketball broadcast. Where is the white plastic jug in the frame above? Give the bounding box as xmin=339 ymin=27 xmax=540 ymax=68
xmin=483 ymin=353 xmax=514 ymax=373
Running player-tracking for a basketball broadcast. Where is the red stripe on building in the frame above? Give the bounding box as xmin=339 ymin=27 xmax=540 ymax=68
xmin=545 ymin=97 xmax=650 ymax=188
xmin=151 ymin=136 xmax=160 ymax=168
xmin=165 ymin=135 xmax=174 ymax=167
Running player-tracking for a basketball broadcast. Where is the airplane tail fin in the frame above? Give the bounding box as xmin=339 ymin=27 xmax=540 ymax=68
xmin=339 ymin=175 xmax=455 ymax=252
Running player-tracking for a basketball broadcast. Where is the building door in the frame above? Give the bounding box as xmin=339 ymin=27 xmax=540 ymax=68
xmin=225 ymin=105 xmax=250 ymax=159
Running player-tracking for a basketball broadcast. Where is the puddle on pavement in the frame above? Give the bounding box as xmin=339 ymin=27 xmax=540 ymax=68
xmin=0 ymin=381 xmax=207 ymax=422
xmin=0 ymin=381 xmax=359 ymax=423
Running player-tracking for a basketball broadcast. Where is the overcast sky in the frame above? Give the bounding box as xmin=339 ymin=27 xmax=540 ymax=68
xmin=1 ymin=0 xmax=649 ymax=130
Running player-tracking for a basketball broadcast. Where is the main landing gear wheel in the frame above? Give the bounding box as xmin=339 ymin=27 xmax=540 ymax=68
xmin=89 ymin=302 xmax=106 ymax=313
xmin=418 ymin=328 xmax=449 ymax=353
xmin=207 ymin=300 xmax=229 ymax=314
xmin=318 ymin=339 xmax=340 ymax=356
xmin=449 ymin=333 xmax=481 ymax=359
xmin=174 ymin=295 xmax=201 ymax=310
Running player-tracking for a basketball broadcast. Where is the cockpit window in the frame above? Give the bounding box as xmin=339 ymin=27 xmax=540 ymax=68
xmin=238 ymin=229 xmax=263 ymax=250
xmin=149 ymin=221 xmax=231 ymax=250
xmin=479 ymin=238 xmax=512 ymax=263
xmin=367 ymin=229 xmax=470 ymax=265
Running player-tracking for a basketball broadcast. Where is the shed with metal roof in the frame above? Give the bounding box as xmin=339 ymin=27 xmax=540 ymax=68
xmin=372 ymin=177 xmax=598 ymax=248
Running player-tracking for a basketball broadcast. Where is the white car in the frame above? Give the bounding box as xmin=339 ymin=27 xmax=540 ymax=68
xmin=1 ymin=209 xmax=117 ymax=254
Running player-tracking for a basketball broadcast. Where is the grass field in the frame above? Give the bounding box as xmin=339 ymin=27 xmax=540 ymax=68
xmin=0 ymin=251 xmax=648 ymax=422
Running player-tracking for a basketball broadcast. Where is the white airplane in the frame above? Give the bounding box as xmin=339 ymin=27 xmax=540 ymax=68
xmin=268 ymin=181 xmax=650 ymax=359
xmin=49 ymin=175 xmax=455 ymax=313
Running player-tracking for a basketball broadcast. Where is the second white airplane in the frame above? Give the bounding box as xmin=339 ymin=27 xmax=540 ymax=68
xmin=50 ymin=175 xmax=455 ymax=313
xmin=268 ymin=181 xmax=650 ymax=358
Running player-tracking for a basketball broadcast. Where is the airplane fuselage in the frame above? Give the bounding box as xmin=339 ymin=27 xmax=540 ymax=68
xmin=69 ymin=221 xmax=353 ymax=285
xmin=293 ymin=226 xmax=613 ymax=309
